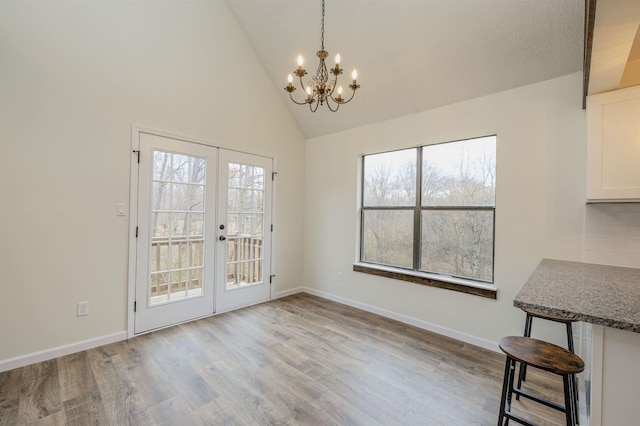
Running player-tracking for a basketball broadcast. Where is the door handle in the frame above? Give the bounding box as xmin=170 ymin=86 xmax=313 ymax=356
xmin=219 ymin=236 xmax=226 ymax=241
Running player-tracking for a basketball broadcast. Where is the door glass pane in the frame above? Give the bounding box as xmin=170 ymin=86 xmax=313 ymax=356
xmin=227 ymin=214 xmax=239 ymax=234
xmin=189 ymin=241 xmax=202 ymax=267
xmin=251 ymin=214 xmax=263 ymax=236
xmin=153 ymin=151 xmax=171 ymax=181
xmin=228 ymin=188 xmax=241 ymax=212
xmin=170 ymin=213 xmax=187 ymax=238
xmin=152 ymin=212 xmax=170 ymax=238
xmin=188 ymin=213 xmax=204 ymax=237
xmin=191 ymin=157 xmax=206 ymax=184
xmin=152 ymin=182 xmax=171 ymax=211
xmin=172 ymin=154 xmax=190 ymax=182
xmin=150 ymin=272 xmax=168 ymax=303
xmin=189 ymin=268 xmax=203 ymax=291
xmin=150 ymin=150 xmax=206 ymax=305
xmin=189 ymin=185 xmax=205 ymax=212
xmin=171 ymin=184 xmax=189 ymax=211
xmin=226 ymin=162 xmax=265 ymax=290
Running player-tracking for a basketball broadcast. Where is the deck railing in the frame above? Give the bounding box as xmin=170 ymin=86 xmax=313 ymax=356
xmin=226 ymin=235 xmax=263 ymax=285
xmin=149 ymin=235 xmax=263 ymax=296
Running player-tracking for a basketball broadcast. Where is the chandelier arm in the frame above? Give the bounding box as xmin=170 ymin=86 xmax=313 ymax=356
xmin=309 ymin=98 xmax=320 ymax=112
xmin=326 ymin=99 xmax=340 ymax=112
xmin=333 ymin=86 xmax=358 ymax=104
xmin=289 ymin=92 xmax=312 ymax=106
xmin=297 ymin=75 xmax=308 ymax=92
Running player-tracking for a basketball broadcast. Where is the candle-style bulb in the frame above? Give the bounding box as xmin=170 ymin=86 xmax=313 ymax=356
xmin=306 ymin=86 xmax=312 ymax=96
xmin=335 ymin=53 xmax=341 ymax=65
xmin=287 ymin=74 xmax=293 ymax=83
xmin=337 ymin=86 xmax=343 ymax=95
xmin=297 ymin=55 xmax=304 ymax=67
xmin=352 ymin=69 xmax=358 ymax=80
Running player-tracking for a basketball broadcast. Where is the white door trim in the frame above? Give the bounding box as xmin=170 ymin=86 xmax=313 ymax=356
xmin=127 ymin=124 xmax=277 ymax=337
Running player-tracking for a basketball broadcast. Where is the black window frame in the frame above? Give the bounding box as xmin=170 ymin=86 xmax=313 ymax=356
xmin=359 ymin=136 xmax=496 ymax=288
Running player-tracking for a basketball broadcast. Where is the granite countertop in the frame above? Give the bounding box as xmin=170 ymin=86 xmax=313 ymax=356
xmin=514 ymin=259 xmax=640 ymax=333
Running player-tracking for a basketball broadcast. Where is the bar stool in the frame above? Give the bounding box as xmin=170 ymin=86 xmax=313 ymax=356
xmin=518 ymin=308 xmax=577 ymax=388
xmin=517 ymin=307 xmax=579 ymax=424
xmin=498 ymin=336 xmax=584 ymax=426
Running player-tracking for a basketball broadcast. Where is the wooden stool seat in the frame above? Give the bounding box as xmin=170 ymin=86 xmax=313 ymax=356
xmin=499 ymin=336 xmax=584 ymax=375
xmin=498 ymin=336 xmax=584 ymax=426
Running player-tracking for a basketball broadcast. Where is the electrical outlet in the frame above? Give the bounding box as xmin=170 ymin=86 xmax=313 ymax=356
xmin=77 ymin=301 xmax=89 ymax=316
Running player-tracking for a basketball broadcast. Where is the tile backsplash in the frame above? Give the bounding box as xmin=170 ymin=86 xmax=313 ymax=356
xmin=584 ymin=203 xmax=640 ymax=268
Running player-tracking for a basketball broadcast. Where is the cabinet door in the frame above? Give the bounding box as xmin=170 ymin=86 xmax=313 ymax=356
xmin=587 ymin=85 xmax=640 ymax=201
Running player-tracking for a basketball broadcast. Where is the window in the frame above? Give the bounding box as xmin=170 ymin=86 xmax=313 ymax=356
xmin=359 ymin=136 xmax=496 ymax=289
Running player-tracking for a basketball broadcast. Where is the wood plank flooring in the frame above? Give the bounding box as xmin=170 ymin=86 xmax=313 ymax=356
xmin=0 ymin=293 xmax=570 ymax=425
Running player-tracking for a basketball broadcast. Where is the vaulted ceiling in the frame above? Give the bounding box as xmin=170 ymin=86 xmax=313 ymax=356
xmin=226 ymin=0 xmax=585 ymax=138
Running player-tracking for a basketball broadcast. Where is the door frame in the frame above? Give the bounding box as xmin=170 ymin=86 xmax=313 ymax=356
xmin=127 ymin=124 xmax=278 ymax=337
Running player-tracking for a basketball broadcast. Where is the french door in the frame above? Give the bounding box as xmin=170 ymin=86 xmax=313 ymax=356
xmin=215 ymin=150 xmax=272 ymax=312
xmin=133 ymin=131 xmax=273 ymax=333
xmin=134 ymin=133 xmax=218 ymax=333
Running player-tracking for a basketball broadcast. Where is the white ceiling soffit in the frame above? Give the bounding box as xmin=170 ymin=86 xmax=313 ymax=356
xmin=226 ymin=0 xmax=585 ymax=139
xmin=589 ymin=0 xmax=640 ymax=93
xmin=620 ymin=26 xmax=640 ymax=89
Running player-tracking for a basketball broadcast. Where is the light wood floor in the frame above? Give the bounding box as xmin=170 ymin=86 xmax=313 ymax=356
xmin=0 ymin=293 xmax=569 ymax=425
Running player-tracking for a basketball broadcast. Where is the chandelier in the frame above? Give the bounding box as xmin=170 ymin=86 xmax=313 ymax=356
xmin=284 ymin=0 xmax=360 ymax=112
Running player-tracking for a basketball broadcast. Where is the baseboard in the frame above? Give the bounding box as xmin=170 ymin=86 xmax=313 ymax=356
xmin=0 ymin=331 xmax=128 ymax=373
xmin=302 ymin=287 xmax=499 ymax=353
xmin=272 ymin=286 xmax=304 ymax=299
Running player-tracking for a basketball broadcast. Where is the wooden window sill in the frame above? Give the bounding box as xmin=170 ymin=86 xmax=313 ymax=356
xmin=353 ymin=263 xmax=497 ymax=299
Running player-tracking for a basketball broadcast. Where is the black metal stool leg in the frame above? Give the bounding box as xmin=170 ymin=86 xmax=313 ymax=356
xmin=498 ymin=356 xmax=515 ymax=426
xmin=563 ymin=374 xmax=577 ymax=426
xmin=570 ymin=373 xmax=579 ymax=425
xmin=566 ymin=322 xmax=579 ymax=423
xmin=566 ymin=322 xmax=575 ymax=353
xmin=516 ymin=314 xmax=533 ymax=400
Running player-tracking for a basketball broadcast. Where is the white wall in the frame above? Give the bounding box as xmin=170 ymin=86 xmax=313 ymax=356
xmin=0 ymin=1 xmax=305 ymax=362
xmin=304 ymin=73 xmax=586 ymax=348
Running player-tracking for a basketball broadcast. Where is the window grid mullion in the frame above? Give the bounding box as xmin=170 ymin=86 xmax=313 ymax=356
xmin=421 ymin=205 xmax=495 ymax=211
xmin=360 ymin=156 xmax=366 ymax=263
xmin=361 ymin=206 xmax=415 ymax=210
xmin=412 ymin=147 xmax=422 ymax=271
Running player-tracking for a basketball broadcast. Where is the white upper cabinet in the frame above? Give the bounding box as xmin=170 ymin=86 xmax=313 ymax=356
xmin=587 ymin=85 xmax=640 ymax=202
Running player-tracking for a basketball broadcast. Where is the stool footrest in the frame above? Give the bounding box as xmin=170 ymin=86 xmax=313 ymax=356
xmin=502 ymin=411 xmax=538 ymax=426
xmin=512 ymin=388 xmax=565 ymax=412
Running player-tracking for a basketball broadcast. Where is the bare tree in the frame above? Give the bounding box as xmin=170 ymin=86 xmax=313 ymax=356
xmin=422 ymin=148 xmax=495 ymax=280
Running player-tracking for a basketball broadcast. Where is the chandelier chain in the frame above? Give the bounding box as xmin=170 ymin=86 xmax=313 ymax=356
xmin=320 ymin=0 xmax=325 ymax=50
